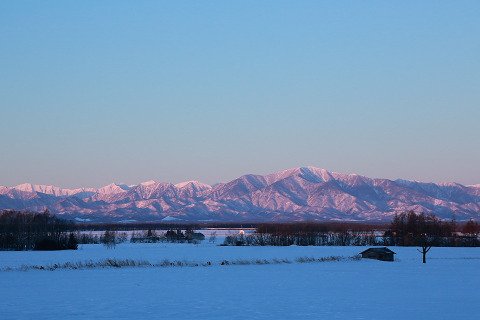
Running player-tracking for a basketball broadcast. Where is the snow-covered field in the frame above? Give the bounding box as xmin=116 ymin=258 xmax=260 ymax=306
xmin=1 ymin=241 xmax=479 ymax=320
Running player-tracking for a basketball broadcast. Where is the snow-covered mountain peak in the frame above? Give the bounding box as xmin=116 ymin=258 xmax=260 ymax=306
xmin=12 ymin=183 xmax=78 ymax=196
xmin=2 ymin=167 xmax=479 ymax=221
xmin=301 ymin=166 xmax=334 ymax=181
xmin=438 ymin=182 xmax=462 ymax=187
xmin=264 ymin=167 xmax=301 ymax=184
xmin=97 ymin=183 xmax=130 ymax=194
xmin=264 ymin=166 xmax=332 ymax=185
xmin=13 ymin=183 xmax=36 ymax=193
xmin=139 ymin=180 xmax=158 ymax=186
xmin=174 ymin=180 xmax=212 ymax=198
xmin=175 ymin=180 xmax=211 ymax=190
xmin=331 ymin=171 xmax=372 ymax=185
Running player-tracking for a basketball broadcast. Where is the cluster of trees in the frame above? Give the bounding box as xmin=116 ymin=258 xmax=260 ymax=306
xmin=99 ymin=230 xmax=129 ymax=249
xmin=255 ymin=222 xmax=382 ymax=234
xmin=77 ymin=232 xmax=101 ymax=244
xmin=383 ymin=211 xmax=480 ymax=247
xmin=223 ymin=230 xmax=379 ymax=246
xmin=130 ymin=229 xmax=162 ymax=243
xmin=166 ymin=228 xmax=205 ymax=242
xmin=74 ymin=231 xmax=129 ymax=246
xmin=223 ymin=212 xmax=480 ymax=249
xmin=224 ymin=222 xmax=383 ymax=246
xmin=131 ymin=228 xmax=205 ymax=244
xmin=0 ymin=210 xmax=78 ymax=251
xmin=462 ymin=219 xmax=480 ymax=236
xmin=76 ymin=228 xmax=206 ymax=247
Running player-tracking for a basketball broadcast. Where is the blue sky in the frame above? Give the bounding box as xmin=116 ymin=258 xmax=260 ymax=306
xmin=1 ymin=1 xmax=479 ymax=187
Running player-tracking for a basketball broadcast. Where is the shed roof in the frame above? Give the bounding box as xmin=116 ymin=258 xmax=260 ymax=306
xmin=359 ymin=247 xmax=396 ymax=254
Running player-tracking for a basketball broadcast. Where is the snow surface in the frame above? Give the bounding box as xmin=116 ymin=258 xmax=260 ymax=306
xmin=161 ymin=216 xmax=182 ymax=221
xmin=0 ymin=242 xmax=479 ymax=319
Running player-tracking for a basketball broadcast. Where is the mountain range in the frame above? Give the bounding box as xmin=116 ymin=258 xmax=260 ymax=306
xmin=1 ymin=167 xmax=479 ymax=222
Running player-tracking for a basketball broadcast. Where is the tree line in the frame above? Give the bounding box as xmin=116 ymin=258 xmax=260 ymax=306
xmin=77 ymin=228 xmax=206 ymax=249
xmin=0 ymin=210 xmax=78 ymax=251
xmin=223 ymin=211 xmax=480 ymax=247
xmin=2 ymin=209 xmax=478 ymax=250
xmin=0 ymin=210 xmax=208 ymax=251
xmin=130 ymin=228 xmax=205 ymax=244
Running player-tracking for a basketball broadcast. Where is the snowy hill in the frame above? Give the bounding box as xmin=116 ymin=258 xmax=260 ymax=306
xmin=1 ymin=167 xmax=479 ymax=221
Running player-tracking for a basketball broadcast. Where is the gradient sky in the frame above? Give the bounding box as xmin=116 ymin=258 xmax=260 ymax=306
xmin=1 ymin=1 xmax=479 ymax=188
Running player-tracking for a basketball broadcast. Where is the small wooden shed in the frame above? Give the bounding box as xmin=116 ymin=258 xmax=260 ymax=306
xmin=359 ymin=247 xmax=396 ymax=262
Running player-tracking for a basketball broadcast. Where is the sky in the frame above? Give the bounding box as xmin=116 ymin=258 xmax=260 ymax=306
xmin=1 ymin=1 xmax=479 ymax=188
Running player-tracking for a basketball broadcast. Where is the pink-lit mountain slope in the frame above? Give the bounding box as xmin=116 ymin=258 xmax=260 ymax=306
xmin=1 ymin=167 xmax=479 ymax=222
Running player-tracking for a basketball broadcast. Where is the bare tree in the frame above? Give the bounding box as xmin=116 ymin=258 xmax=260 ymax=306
xmin=417 ymin=233 xmax=433 ymax=263
xmin=462 ymin=220 xmax=480 ymax=236
xmin=101 ymin=230 xmax=117 ymax=249
xmin=209 ymin=231 xmax=217 ymax=244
